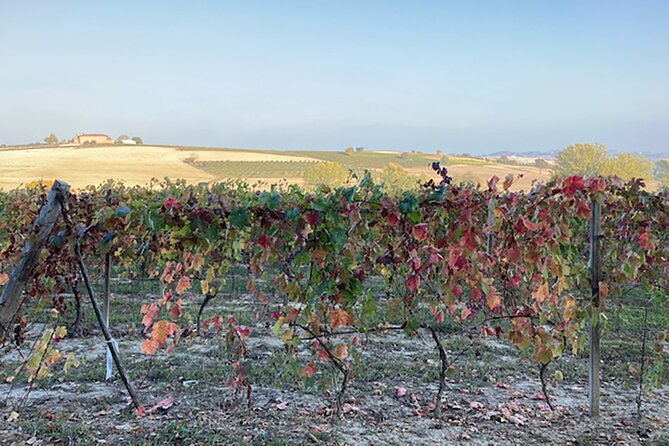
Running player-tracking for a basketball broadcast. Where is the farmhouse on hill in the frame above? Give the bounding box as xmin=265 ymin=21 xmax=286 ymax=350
xmin=72 ymin=133 xmax=112 ymax=145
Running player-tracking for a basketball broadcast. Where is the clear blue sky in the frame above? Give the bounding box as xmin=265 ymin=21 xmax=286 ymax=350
xmin=2 ymin=1 xmax=668 ymax=154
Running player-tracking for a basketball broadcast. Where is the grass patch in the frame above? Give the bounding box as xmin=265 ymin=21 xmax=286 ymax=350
xmin=126 ymin=420 xmax=316 ymax=445
xmin=442 ymin=156 xmax=492 ymax=166
xmin=21 ymin=419 xmax=95 ymax=445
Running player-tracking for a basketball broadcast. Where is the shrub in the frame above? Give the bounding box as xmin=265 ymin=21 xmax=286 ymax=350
xmin=303 ymin=162 xmax=349 ymax=188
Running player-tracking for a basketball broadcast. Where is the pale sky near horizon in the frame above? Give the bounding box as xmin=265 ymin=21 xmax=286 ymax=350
xmin=1 ymin=1 xmax=668 ymax=154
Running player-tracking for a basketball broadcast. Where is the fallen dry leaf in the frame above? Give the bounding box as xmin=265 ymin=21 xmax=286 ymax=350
xmin=147 ymin=396 xmax=175 ymax=414
xmin=342 ymin=403 xmax=359 ymax=414
xmin=469 ymin=401 xmax=485 ymax=410
xmin=311 ymin=423 xmax=332 ymax=433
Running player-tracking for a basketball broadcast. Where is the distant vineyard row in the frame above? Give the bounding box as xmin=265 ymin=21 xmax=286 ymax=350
xmin=188 ymin=155 xmax=492 ymax=182
xmin=191 ymin=160 xmax=314 ymax=178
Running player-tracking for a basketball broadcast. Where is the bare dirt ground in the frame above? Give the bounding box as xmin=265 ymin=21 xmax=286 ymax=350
xmin=0 ymin=292 xmax=667 ymax=446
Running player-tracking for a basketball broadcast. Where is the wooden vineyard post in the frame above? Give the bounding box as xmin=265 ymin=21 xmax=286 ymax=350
xmin=0 ymin=180 xmax=70 ymax=344
xmin=486 ymin=196 xmax=496 ymax=255
xmin=589 ymin=198 xmax=602 ymax=417
xmin=104 ymin=188 xmax=113 ymax=379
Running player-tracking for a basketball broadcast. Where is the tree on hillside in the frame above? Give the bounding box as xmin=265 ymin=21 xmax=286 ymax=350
xmin=655 ymin=160 xmax=669 ymax=187
xmin=131 ymin=136 xmax=143 ymax=145
xmin=115 ymin=134 xmax=130 ymax=143
xmin=497 ymin=156 xmax=518 ymax=165
xmin=355 ymin=147 xmax=365 ymax=152
xmin=602 ymin=153 xmax=654 ymax=181
xmin=553 ymin=143 xmax=609 ymax=177
xmin=303 ymin=162 xmax=349 ymax=189
xmin=345 ymin=147 xmax=354 ymax=156
xmin=44 ymin=133 xmax=58 ymax=145
xmin=378 ymin=163 xmax=419 ymax=195
xmin=554 ymin=143 xmax=655 ymax=180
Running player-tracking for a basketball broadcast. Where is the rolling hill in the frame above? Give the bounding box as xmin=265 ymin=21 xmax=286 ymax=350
xmin=0 ymin=144 xmax=554 ymax=190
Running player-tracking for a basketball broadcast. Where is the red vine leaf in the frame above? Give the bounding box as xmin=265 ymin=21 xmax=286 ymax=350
xmin=412 ymin=223 xmax=428 ymax=241
xmin=301 ymin=362 xmax=317 ymax=378
xmin=176 ymin=276 xmax=191 ymax=295
xmin=140 ymin=339 xmax=160 ymax=355
xmin=405 ymin=275 xmax=420 ymax=292
xmin=169 ymin=299 xmax=182 ymax=320
xmin=561 ymin=175 xmax=585 ymax=197
xmin=235 ymin=325 xmax=251 ymax=341
xmin=141 ymin=303 xmax=159 ymax=329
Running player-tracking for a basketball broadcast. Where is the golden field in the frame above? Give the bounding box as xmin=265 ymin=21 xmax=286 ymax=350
xmin=0 ymin=144 xmax=557 ymax=191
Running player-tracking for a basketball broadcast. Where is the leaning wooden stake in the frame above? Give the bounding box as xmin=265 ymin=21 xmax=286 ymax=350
xmin=486 ymin=196 xmax=496 ymax=255
xmin=589 ymin=198 xmax=602 ymax=418
xmin=58 ymin=193 xmax=141 ymax=410
xmin=74 ymin=242 xmax=142 ymax=410
xmin=0 ymin=180 xmax=70 ymax=344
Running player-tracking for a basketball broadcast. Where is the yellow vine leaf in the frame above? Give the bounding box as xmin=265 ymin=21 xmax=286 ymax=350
xmin=534 ymin=282 xmax=549 ymax=303
xmin=281 ymin=328 xmax=295 ymax=344
xmin=200 ymin=279 xmax=209 ymax=295
xmin=63 ymin=353 xmax=80 ymax=374
xmin=563 ymin=295 xmax=577 ymax=322
xmin=485 ymin=285 xmax=501 ymax=310
xmin=191 ymin=253 xmax=205 ymax=271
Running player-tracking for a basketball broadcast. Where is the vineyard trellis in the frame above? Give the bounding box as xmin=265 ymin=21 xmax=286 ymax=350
xmin=0 ymin=171 xmax=666 ymax=418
